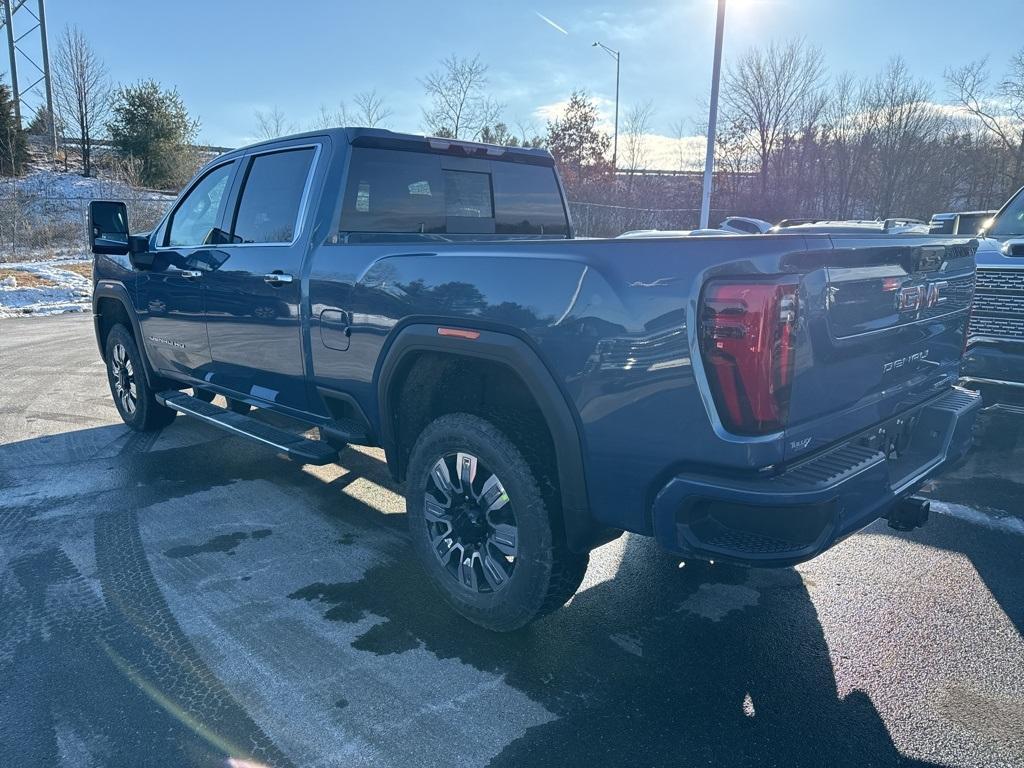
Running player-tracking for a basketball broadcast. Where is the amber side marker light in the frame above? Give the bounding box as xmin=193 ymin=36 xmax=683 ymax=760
xmin=437 ymin=327 xmax=481 ymax=340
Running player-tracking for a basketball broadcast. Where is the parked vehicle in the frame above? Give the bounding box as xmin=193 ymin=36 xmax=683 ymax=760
xmin=928 ymin=210 xmax=997 ymax=236
xmin=616 ymin=228 xmax=734 ymax=238
xmin=772 ymin=218 xmax=821 ymax=230
xmin=961 ymin=187 xmax=1024 ymax=391
xmin=89 ymin=128 xmax=981 ymax=631
xmin=771 ymin=219 xmax=929 ymax=235
xmin=718 ymin=216 xmax=773 ymax=234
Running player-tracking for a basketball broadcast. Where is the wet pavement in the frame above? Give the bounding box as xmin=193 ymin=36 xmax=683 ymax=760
xmin=1 ymin=314 xmax=1022 ymax=767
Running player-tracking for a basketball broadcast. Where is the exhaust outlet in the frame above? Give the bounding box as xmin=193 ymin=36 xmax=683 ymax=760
xmin=886 ymin=495 xmax=931 ymax=531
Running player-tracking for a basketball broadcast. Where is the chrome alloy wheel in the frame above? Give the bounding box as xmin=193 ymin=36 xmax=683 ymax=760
xmin=110 ymin=342 xmax=138 ymax=415
xmin=423 ymin=452 xmax=518 ymax=593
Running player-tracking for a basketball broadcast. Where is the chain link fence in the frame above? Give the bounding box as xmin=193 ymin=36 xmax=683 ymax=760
xmin=0 ymin=183 xmax=173 ymax=262
xmin=568 ymin=201 xmax=734 ymax=238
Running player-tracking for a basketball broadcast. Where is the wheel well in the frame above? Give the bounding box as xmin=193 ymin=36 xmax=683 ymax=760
xmin=95 ymin=296 xmax=134 ymax=359
xmin=390 ymin=351 xmax=565 ymax=534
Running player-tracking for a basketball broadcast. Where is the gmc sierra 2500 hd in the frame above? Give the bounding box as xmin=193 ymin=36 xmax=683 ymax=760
xmin=88 ymin=128 xmax=981 ymax=631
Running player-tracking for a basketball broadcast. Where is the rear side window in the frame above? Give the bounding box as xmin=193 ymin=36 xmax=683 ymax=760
xmin=232 ymin=147 xmax=316 ymax=244
xmin=491 ymin=163 xmax=568 ymax=236
xmin=340 ymin=149 xmax=444 ymax=234
xmin=339 ymin=148 xmax=568 ymax=238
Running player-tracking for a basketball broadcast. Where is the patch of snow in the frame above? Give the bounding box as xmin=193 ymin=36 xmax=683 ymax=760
xmin=930 ymin=500 xmax=1024 ymax=537
xmin=0 ymin=257 xmax=92 ymax=318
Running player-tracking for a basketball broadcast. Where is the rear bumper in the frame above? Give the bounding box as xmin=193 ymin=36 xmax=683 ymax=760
xmin=651 ymin=386 xmax=981 ymax=567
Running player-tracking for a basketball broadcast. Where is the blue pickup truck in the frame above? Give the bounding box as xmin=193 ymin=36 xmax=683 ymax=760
xmin=89 ymin=128 xmax=981 ymax=630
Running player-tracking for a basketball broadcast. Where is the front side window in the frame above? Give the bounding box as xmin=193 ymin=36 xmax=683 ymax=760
xmin=232 ymin=147 xmax=316 ymax=244
xmin=985 ymin=195 xmax=1024 ymax=237
xmin=166 ymin=162 xmax=234 ymax=247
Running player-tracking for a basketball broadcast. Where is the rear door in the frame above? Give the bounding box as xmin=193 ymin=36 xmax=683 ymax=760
xmin=783 ymin=235 xmax=976 ymax=460
xmin=137 ymin=159 xmax=236 ymax=378
xmin=202 ymin=142 xmax=321 ymax=412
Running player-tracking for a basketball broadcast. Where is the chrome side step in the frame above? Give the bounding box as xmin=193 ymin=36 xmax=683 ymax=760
xmin=156 ymin=391 xmax=338 ymax=466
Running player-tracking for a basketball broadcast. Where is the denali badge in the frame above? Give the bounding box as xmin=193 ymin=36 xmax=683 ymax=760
xmin=147 ymin=336 xmax=186 ymax=350
xmin=883 ymin=348 xmax=929 ymax=373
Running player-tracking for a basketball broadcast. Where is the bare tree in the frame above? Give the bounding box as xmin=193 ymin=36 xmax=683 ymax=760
xmin=721 ymin=38 xmax=825 ymax=195
xmin=53 ymin=25 xmax=110 ymax=177
xmin=254 ymin=106 xmax=293 ymax=139
xmin=862 ymin=57 xmax=944 ymax=217
xmin=621 ymin=101 xmax=655 ymax=173
xmin=946 ymin=48 xmax=1024 ymax=191
xmin=421 ymin=54 xmax=502 ymax=140
xmin=353 ymin=89 xmax=392 ymax=128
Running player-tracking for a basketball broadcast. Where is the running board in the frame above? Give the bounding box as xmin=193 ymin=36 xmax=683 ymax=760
xmin=156 ymin=391 xmax=338 ymax=465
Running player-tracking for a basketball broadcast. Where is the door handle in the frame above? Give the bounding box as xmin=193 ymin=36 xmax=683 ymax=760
xmin=264 ymin=272 xmax=294 ymax=286
xmin=179 ymin=270 xmax=202 ymax=279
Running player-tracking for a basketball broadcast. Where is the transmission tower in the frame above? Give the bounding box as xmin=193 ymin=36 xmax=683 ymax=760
xmin=0 ymin=0 xmax=56 ymax=152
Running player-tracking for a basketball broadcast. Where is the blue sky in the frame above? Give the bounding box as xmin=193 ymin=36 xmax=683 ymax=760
xmin=36 ymin=0 xmax=1023 ymax=158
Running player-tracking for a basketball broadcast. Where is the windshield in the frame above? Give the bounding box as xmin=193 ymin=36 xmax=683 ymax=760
xmin=989 ymin=188 xmax=1024 ymax=237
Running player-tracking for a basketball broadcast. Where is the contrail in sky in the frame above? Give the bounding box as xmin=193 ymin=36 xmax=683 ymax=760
xmin=535 ymin=11 xmax=569 ymax=35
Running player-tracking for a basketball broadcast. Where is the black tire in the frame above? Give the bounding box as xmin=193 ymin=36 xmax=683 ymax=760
xmin=104 ymin=324 xmax=177 ymax=432
xmin=406 ymin=413 xmax=588 ymax=632
xmin=192 ymin=387 xmax=215 ymax=403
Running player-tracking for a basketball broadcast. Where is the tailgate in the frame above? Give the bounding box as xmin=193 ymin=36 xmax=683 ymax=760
xmin=783 ymin=236 xmax=976 ymax=461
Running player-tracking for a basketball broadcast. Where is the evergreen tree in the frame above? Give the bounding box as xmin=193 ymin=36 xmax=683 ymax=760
xmin=107 ymin=80 xmax=199 ymax=188
xmin=0 ymin=83 xmax=27 ymax=176
xmin=545 ymin=91 xmax=612 ymax=193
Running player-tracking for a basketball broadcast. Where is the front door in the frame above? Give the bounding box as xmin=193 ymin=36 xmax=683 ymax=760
xmin=203 ymin=144 xmax=320 ymax=412
xmin=137 ymin=160 xmax=236 ymax=378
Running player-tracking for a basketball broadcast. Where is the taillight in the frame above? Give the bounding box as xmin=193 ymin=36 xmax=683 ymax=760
xmin=699 ymin=279 xmax=799 ymax=435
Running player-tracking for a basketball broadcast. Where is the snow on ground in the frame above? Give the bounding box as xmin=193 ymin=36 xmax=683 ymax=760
xmin=0 ymin=256 xmax=92 ymax=318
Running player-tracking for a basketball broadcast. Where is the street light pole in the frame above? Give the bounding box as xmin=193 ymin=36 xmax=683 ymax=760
xmin=593 ymin=41 xmax=620 ymax=169
xmin=699 ymin=0 xmax=727 ymax=229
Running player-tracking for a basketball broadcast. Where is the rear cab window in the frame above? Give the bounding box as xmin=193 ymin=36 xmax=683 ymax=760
xmin=339 ymin=147 xmax=568 ymax=241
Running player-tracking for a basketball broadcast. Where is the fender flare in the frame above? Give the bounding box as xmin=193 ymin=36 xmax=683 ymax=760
xmin=92 ymin=280 xmax=160 ymax=387
xmin=376 ymin=323 xmax=610 ymax=553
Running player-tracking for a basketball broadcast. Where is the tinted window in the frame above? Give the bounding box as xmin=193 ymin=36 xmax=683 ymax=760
xmin=232 ymin=147 xmax=316 ymax=243
xmin=166 ymin=162 xmax=234 ymax=247
xmin=492 ymin=163 xmax=568 ymax=236
xmin=445 ymin=170 xmax=492 ymax=218
xmin=340 ymin=149 xmax=444 ymax=234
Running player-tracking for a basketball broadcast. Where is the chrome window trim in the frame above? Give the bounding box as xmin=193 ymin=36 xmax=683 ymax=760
xmin=155 ymin=142 xmax=322 ymax=251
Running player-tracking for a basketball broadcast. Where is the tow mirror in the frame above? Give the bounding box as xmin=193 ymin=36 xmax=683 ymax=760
xmin=89 ymin=200 xmax=129 ymax=255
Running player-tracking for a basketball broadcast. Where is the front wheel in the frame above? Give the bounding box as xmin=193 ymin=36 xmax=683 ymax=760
xmin=104 ymin=324 xmax=177 ymax=432
xmin=405 ymin=413 xmax=588 ymax=632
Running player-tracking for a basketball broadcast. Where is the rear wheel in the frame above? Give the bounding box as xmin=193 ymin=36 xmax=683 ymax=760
xmin=104 ymin=324 xmax=177 ymax=432
xmin=406 ymin=413 xmax=588 ymax=631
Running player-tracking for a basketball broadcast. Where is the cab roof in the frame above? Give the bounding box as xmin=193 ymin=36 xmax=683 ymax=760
xmin=225 ymin=127 xmax=555 ymax=166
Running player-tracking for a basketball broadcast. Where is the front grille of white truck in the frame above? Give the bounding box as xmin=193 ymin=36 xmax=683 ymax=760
xmin=970 ymin=268 xmax=1024 ymax=340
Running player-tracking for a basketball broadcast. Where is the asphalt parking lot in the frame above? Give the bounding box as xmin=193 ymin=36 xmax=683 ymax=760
xmin=1 ymin=314 xmax=1022 ymax=768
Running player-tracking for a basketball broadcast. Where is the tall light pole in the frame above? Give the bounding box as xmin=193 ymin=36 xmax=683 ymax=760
xmin=592 ymin=41 xmax=620 ymax=169
xmin=699 ymin=0 xmax=727 ymax=229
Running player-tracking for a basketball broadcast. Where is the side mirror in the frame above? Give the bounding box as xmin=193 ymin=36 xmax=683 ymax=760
xmin=89 ymin=200 xmax=129 ymax=255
